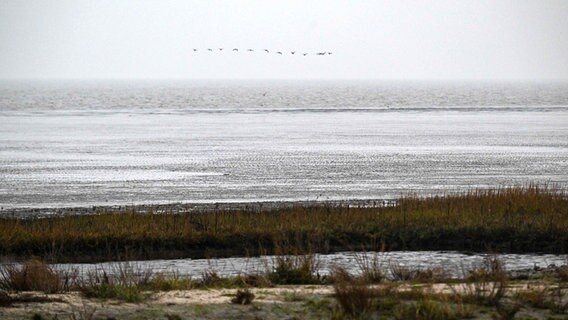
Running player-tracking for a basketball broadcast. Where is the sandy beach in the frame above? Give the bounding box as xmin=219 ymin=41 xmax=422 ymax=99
xmin=2 ymin=281 xmax=567 ymax=320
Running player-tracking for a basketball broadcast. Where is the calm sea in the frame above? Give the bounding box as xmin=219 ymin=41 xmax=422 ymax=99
xmin=1 ymin=80 xmax=567 ymax=210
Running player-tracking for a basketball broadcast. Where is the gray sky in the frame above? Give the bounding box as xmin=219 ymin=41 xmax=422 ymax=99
xmin=1 ymin=0 xmax=567 ymax=80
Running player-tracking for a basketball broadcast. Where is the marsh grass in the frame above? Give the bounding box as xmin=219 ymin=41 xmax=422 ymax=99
xmin=1 ymin=185 xmax=566 ymax=262
xmin=236 ymin=273 xmax=272 ymax=288
xmin=450 ymin=255 xmax=508 ymax=306
xmin=263 ymin=238 xmax=323 ymax=285
xmin=388 ymin=264 xmax=448 ymax=283
xmin=78 ymin=262 xmax=151 ymax=302
xmin=0 ymin=258 xmax=566 ymax=317
xmin=353 ymin=251 xmax=386 ymax=284
xmin=148 ymin=272 xmax=194 ymax=291
xmin=389 ymin=263 xmax=417 ymax=282
xmin=331 ymin=265 xmax=474 ymax=319
xmin=332 ymin=279 xmax=375 ymax=316
xmin=267 ymin=254 xmax=322 ymax=285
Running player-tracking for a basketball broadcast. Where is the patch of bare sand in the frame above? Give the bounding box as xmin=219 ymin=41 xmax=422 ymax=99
xmin=2 ymin=283 xmax=565 ymax=319
xmin=152 ymin=285 xmax=333 ymax=305
xmin=0 ymin=286 xmax=334 ymax=319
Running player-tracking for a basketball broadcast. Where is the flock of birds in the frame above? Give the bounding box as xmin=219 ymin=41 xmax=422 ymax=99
xmin=192 ymin=48 xmax=333 ymax=56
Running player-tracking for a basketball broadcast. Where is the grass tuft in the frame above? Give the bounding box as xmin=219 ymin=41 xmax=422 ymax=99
xmin=353 ymin=251 xmax=386 ymax=284
xmin=0 ymin=259 xmax=77 ymax=293
xmin=267 ymin=254 xmax=321 ymax=285
xmin=451 ymin=255 xmax=509 ymax=306
xmin=78 ymin=262 xmax=150 ymax=302
xmin=231 ymin=288 xmax=255 ymax=305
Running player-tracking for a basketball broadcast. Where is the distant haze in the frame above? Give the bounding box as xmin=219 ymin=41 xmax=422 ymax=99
xmin=1 ymin=0 xmax=567 ymax=80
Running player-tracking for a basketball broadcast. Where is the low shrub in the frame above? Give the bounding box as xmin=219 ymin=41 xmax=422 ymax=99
xmin=267 ymin=254 xmax=321 ymax=285
xmin=199 ymin=270 xmax=224 ymax=287
xmin=452 ymin=255 xmax=508 ymax=306
xmin=389 ymin=263 xmax=417 ymax=282
xmin=354 ymin=251 xmax=385 ymax=284
xmin=328 ymin=265 xmax=356 ymax=284
xmin=231 ymin=288 xmax=255 ymax=305
xmin=78 ymin=262 xmax=151 ymax=302
xmin=333 ymin=281 xmax=375 ymax=316
xmin=0 ymin=259 xmax=77 ymax=293
xmin=331 ymin=266 xmax=380 ymax=316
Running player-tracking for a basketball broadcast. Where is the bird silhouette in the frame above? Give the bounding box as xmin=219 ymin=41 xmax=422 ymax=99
xmin=196 ymin=47 xmax=334 ymax=56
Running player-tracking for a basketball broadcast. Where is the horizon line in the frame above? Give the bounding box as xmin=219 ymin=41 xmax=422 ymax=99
xmin=2 ymin=77 xmax=568 ymax=82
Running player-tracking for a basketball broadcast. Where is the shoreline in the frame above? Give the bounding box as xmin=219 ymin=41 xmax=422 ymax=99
xmin=0 ymin=198 xmax=397 ymax=218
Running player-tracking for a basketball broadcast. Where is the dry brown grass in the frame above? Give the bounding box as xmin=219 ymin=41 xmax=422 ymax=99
xmin=515 ymin=285 xmax=568 ymax=314
xmin=450 ymin=255 xmax=509 ymax=306
xmin=231 ymin=288 xmax=255 ymax=305
xmin=332 ymin=278 xmax=376 ymax=315
xmin=1 ymin=185 xmax=566 ymax=262
xmin=0 ymin=259 xmax=77 ymax=293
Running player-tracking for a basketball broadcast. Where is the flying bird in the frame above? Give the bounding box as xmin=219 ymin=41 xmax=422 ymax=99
xmin=219 ymin=48 xmax=223 ymax=51
xmin=232 ymin=48 xmax=238 ymax=51
xmin=303 ymin=53 xmax=308 ymax=56
xmin=247 ymin=49 xmax=254 ymax=52
xmin=264 ymin=49 xmax=269 ymax=53
xmin=291 ymin=51 xmax=295 ymax=55
xmin=193 ymin=49 xmax=198 ymax=52
xmin=276 ymin=51 xmax=282 ymax=55
xmin=207 ymin=48 xmax=213 ymax=51
xmin=316 ymin=52 xmax=326 ymax=55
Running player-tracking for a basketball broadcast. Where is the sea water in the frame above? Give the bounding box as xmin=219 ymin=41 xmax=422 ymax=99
xmin=1 ymin=80 xmax=567 ymax=210
xmin=47 ymin=251 xmax=568 ymax=279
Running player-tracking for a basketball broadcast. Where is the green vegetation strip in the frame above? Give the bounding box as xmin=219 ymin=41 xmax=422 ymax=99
xmin=1 ymin=185 xmax=567 ymax=262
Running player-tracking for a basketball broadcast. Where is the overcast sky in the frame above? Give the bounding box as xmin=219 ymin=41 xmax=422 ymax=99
xmin=1 ymin=0 xmax=567 ymax=80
